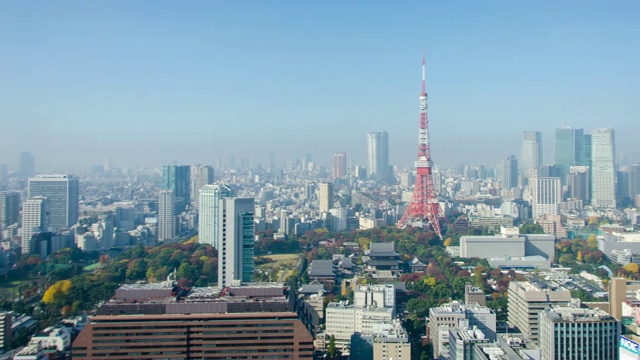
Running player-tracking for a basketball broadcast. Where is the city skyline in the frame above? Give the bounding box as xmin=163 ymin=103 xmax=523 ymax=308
xmin=1 ymin=2 xmax=639 ymax=170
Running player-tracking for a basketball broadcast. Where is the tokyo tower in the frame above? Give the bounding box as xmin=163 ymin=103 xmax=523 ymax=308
xmin=397 ymin=58 xmax=444 ymax=238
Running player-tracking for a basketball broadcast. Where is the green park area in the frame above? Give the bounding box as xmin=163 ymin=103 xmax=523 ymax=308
xmin=255 ymin=253 xmax=302 ymax=282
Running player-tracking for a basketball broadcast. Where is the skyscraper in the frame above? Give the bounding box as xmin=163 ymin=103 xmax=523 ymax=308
xmin=19 ymin=151 xmax=34 ymax=177
xmin=218 ymin=197 xmax=255 ymax=288
xmin=530 ymin=177 xmax=562 ymax=219
xmin=567 ymin=166 xmax=590 ymax=203
xmin=332 ymin=152 xmax=347 ymax=180
xmin=198 ymin=184 xmax=233 ymax=249
xmin=28 ymin=175 xmax=79 ymax=231
xmin=0 ymin=191 xmax=20 ymax=231
xmin=21 ymin=197 xmax=48 ymax=254
xmin=521 ymin=131 xmax=542 ymax=177
xmin=162 ymin=165 xmax=191 ymax=213
xmin=591 ymin=128 xmax=616 ymax=209
xmin=367 ymin=131 xmax=389 ymax=182
xmin=318 ymin=182 xmax=333 ymax=212
xmin=497 ymin=155 xmax=518 ymax=189
xmin=157 ymin=190 xmax=175 ymax=242
xmin=628 ymin=164 xmax=640 ymax=200
xmin=555 ymin=128 xmax=585 ymax=182
xmin=190 ymin=165 xmax=214 ymax=209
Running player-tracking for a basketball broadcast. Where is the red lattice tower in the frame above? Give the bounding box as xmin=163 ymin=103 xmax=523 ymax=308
xmin=397 ymin=58 xmax=444 ymax=238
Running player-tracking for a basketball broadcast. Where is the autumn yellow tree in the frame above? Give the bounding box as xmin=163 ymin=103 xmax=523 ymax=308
xmin=625 ymin=263 xmax=639 ymax=274
xmin=577 ymin=251 xmax=583 ymax=262
xmin=587 ymin=234 xmax=598 ymax=250
xmin=42 ymin=280 xmax=72 ymax=304
xmin=443 ymin=238 xmax=452 ymax=247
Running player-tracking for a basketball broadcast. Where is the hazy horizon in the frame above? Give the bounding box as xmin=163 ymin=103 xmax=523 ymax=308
xmin=1 ymin=2 xmax=639 ymax=171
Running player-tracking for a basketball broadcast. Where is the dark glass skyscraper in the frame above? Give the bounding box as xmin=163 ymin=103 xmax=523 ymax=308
xmin=162 ymin=165 xmax=191 ymax=213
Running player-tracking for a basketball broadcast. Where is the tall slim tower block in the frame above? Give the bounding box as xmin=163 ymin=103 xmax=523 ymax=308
xmin=19 ymin=151 xmax=34 ymax=177
xmin=555 ymin=128 xmax=585 ymax=180
xmin=157 ymin=190 xmax=175 ymax=242
xmin=367 ymin=131 xmax=389 ymax=183
xmin=521 ymin=131 xmax=542 ymax=177
xmin=318 ymin=182 xmax=333 ymax=212
xmin=497 ymin=155 xmax=519 ymax=189
xmin=218 ymin=197 xmax=255 ymax=288
xmin=332 ymin=152 xmax=347 ymax=180
xmin=198 ymin=184 xmax=233 ymax=249
xmin=397 ymin=59 xmax=445 ymax=238
xmin=591 ymin=128 xmax=616 ymax=208
xmin=28 ymin=175 xmax=79 ymax=231
xmin=21 ymin=197 xmax=49 ymax=254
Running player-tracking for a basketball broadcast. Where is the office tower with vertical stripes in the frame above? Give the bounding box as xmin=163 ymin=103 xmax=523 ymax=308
xmin=218 ymin=197 xmax=255 ymax=288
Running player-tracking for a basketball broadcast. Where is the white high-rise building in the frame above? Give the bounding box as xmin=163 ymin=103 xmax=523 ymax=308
xmin=318 ymin=182 xmax=333 ymax=212
xmin=28 ymin=175 xmax=79 ymax=231
xmin=521 ymin=131 xmax=542 ymax=178
xmin=198 ymin=184 xmax=233 ymax=248
xmin=367 ymin=131 xmax=389 ymax=183
xmin=530 ymin=177 xmax=562 ymax=219
xmin=591 ymin=128 xmax=616 ymax=208
xmin=21 ymin=197 xmax=49 ymax=254
xmin=157 ymin=190 xmax=175 ymax=242
xmin=218 ymin=197 xmax=255 ymax=288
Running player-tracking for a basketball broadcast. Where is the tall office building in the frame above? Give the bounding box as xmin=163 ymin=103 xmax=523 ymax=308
xmin=581 ymin=134 xmax=592 ymax=167
xmin=332 ymin=152 xmax=347 ymax=180
xmin=162 ymin=165 xmax=191 ymax=213
xmin=539 ymin=306 xmax=619 ymax=360
xmin=157 ymin=190 xmax=175 ymax=242
xmin=218 ymin=197 xmax=255 ymax=288
xmin=628 ymin=164 xmax=640 ymax=200
xmin=28 ymin=175 xmax=79 ymax=231
xmin=0 ymin=191 xmax=20 ymax=231
xmin=19 ymin=151 xmax=35 ymax=177
xmin=190 ymin=165 xmax=214 ymax=209
xmin=555 ymin=128 xmax=585 ymax=180
xmin=530 ymin=177 xmax=562 ymax=219
xmin=497 ymin=155 xmax=518 ymax=189
xmin=367 ymin=131 xmax=389 ymax=182
xmin=521 ymin=131 xmax=542 ymax=177
xmin=318 ymin=182 xmax=333 ymax=212
xmin=507 ymin=281 xmax=571 ymax=344
xmin=198 ymin=184 xmax=233 ymax=249
xmin=21 ymin=197 xmax=49 ymax=254
xmin=568 ymin=166 xmax=590 ymax=203
xmin=591 ymin=128 xmax=616 ymax=208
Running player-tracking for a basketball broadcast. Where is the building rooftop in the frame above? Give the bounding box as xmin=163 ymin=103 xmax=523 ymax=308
xmin=308 ymin=259 xmax=335 ymax=277
xmin=543 ymin=306 xmax=615 ymax=322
